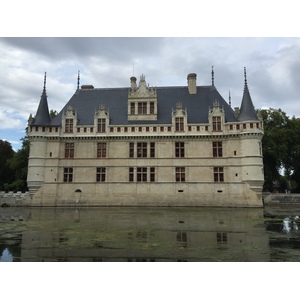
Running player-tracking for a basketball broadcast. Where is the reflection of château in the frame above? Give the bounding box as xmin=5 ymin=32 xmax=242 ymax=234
xmin=1 ymin=207 xmax=269 ymax=262
xmin=27 ymin=67 xmax=264 ymax=207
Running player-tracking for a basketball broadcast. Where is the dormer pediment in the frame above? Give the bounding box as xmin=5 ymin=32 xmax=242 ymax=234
xmin=128 ymin=74 xmax=158 ymax=121
xmin=129 ymin=74 xmax=157 ymax=99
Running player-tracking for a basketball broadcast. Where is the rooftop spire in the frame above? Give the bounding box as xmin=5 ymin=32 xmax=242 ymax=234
xmin=244 ymin=67 xmax=248 ymax=90
xmin=238 ymin=67 xmax=258 ymax=121
xmin=211 ymin=66 xmax=215 ymax=87
xmin=229 ymin=90 xmax=231 ymax=107
xmin=77 ymin=70 xmax=80 ymax=90
xmin=43 ymin=72 xmax=47 ymax=93
xmin=33 ymin=72 xmax=51 ymax=125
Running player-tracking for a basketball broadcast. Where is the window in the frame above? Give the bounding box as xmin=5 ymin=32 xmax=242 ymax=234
xmin=150 ymin=102 xmax=155 ymax=114
xmin=63 ymin=168 xmax=73 ymax=182
xmin=137 ymin=167 xmax=147 ymax=182
xmin=129 ymin=167 xmax=134 ymax=182
xmin=97 ymin=118 xmax=106 ymax=132
xmin=243 ymin=123 xmax=246 ymax=129
xmin=217 ymin=232 xmax=227 ymax=244
xmin=128 ymin=167 xmax=154 ymax=182
xmin=177 ymin=232 xmax=187 ymax=248
xmin=65 ymin=119 xmax=73 ymax=133
xmin=97 ymin=142 xmax=106 ymax=158
xmin=212 ymin=116 xmax=221 ymax=131
xmin=137 ymin=142 xmax=147 ymax=158
xmin=175 ymin=142 xmax=185 ymax=158
xmin=175 ymin=117 xmax=184 ymax=131
xmin=175 ymin=167 xmax=185 ymax=182
xmin=130 ymin=103 xmax=135 ymax=114
xmin=213 ymin=142 xmax=222 ymax=157
xmin=214 ymin=167 xmax=224 ymax=182
xmin=236 ymin=124 xmax=240 ymax=130
xmin=138 ymin=102 xmax=147 ymax=114
xmin=129 ymin=142 xmax=155 ymax=158
xmin=129 ymin=142 xmax=134 ymax=158
xmin=65 ymin=143 xmax=74 ymax=158
xmin=150 ymin=142 xmax=155 ymax=158
xmin=150 ymin=167 xmax=155 ymax=182
xmin=96 ymin=167 xmax=106 ymax=182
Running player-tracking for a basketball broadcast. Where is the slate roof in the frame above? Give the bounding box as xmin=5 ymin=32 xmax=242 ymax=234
xmin=33 ymin=86 xmax=51 ymax=126
xmin=48 ymin=85 xmax=238 ymax=126
xmin=237 ymin=69 xmax=258 ymax=121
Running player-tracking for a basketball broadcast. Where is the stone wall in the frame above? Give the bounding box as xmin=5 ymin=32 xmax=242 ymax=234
xmin=0 ymin=191 xmax=31 ymax=207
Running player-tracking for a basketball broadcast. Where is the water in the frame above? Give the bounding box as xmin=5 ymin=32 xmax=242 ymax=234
xmin=1 ymin=206 xmax=300 ymax=262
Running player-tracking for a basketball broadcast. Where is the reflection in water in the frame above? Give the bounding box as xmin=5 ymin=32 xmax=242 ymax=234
xmin=0 ymin=206 xmax=299 ymax=262
xmin=0 ymin=248 xmax=13 ymax=262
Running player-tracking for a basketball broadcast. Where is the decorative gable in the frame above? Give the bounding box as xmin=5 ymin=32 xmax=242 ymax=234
xmin=128 ymin=74 xmax=157 ymax=121
xmin=208 ymin=100 xmax=225 ymax=132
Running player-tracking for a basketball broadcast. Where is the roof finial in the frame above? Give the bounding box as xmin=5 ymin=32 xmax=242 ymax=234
xmin=229 ymin=90 xmax=231 ymax=107
xmin=244 ymin=67 xmax=248 ymax=89
xmin=77 ymin=70 xmax=80 ymax=90
xmin=211 ymin=66 xmax=214 ymax=87
xmin=43 ymin=72 xmax=47 ymax=93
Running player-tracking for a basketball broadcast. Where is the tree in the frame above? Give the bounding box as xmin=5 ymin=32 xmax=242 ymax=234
xmin=260 ymin=108 xmax=300 ymax=192
xmin=0 ymin=140 xmax=15 ymax=191
xmin=4 ymin=132 xmax=30 ymax=192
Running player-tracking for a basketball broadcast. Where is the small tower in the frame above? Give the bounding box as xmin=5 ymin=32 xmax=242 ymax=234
xmin=238 ymin=67 xmax=258 ymax=121
xmin=33 ymin=72 xmax=51 ymax=125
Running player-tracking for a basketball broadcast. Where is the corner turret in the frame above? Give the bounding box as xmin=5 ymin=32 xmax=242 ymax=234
xmin=32 ymin=72 xmax=51 ymax=125
xmin=237 ymin=67 xmax=258 ymax=121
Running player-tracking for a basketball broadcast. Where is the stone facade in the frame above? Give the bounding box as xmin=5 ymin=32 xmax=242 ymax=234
xmin=27 ymin=69 xmax=264 ymax=207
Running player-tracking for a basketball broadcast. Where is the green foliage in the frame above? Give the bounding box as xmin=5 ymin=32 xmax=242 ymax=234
xmin=0 ymin=140 xmax=15 ymax=191
xmin=260 ymin=108 xmax=300 ymax=192
xmin=0 ymin=132 xmax=29 ymax=192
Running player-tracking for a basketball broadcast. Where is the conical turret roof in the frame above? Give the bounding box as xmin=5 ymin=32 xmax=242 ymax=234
xmin=238 ymin=68 xmax=258 ymax=121
xmin=33 ymin=73 xmax=51 ymax=125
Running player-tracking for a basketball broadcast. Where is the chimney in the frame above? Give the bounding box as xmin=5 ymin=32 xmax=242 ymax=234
xmin=130 ymin=76 xmax=137 ymax=89
xmin=234 ymin=107 xmax=240 ymax=117
xmin=187 ymin=73 xmax=197 ymax=94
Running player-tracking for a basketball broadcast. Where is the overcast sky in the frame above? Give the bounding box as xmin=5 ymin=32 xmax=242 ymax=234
xmin=1 ymin=2 xmax=300 ymax=150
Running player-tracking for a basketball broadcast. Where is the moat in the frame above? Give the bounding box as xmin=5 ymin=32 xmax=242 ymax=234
xmin=1 ymin=206 xmax=300 ymax=262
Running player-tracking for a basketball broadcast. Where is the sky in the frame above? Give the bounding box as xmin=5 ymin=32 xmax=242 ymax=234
xmin=1 ymin=2 xmax=300 ymax=151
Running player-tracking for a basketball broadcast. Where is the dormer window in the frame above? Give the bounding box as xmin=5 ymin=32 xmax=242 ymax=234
xmin=213 ymin=116 xmax=221 ymax=131
xmin=138 ymin=102 xmax=147 ymax=114
xmin=175 ymin=117 xmax=184 ymax=132
xmin=97 ymin=118 xmax=106 ymax=132
xmin=65 ymin=119 xmax=73 ymax=133
xmin=94 ymin=104 xmax=109 ymax=133
xmin=172 ymin=102 xmax=187 ymax=132
xmin=128 ymin=75 xmax=157 ymax=121
xmin=62 ymin=106 xmax=77 ymax=133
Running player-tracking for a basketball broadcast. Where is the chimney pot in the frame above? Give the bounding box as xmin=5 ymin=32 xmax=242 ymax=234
xmin=187 ymin=73 xmax=197 ymax=94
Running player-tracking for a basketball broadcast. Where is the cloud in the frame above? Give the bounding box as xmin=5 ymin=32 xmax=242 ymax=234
xmin=1 ymin=37 xmax=300 ymax=150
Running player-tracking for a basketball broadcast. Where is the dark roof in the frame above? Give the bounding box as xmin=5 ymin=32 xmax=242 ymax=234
xmin=238 ymin=70 xmax=258 ymax=121
xmin=50 ymin=85 xmax=238 ymax=126
xmin=33 ymin=88 xmax=51 ymax=126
